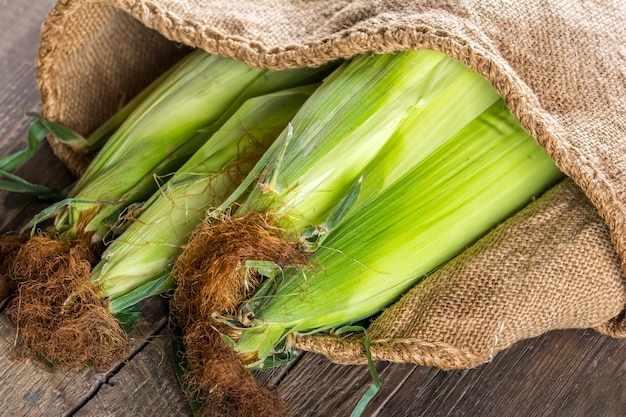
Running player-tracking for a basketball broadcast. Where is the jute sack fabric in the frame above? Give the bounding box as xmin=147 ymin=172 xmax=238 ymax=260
xmin=36 ymin=0 xmax=626 ymax=369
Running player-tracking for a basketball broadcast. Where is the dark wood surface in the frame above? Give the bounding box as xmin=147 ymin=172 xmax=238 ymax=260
xmin=1 ymin=1 xmax=624 ymax=416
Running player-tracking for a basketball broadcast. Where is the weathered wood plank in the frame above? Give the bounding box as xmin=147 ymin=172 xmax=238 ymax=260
xmin=409 ymin=330 xmax=626 ymax=417
xmin=54 ymin=325 xmax=626 ymax=417
xmin=279 ymin=354 xmax=391 ymax=416
xmin=0 ymin=0 xmax=56 ymax=151
xmin=0 ymin=318 xmax=96 ymax=417
xmin=72 ymin=325 xmax=192 ymax=417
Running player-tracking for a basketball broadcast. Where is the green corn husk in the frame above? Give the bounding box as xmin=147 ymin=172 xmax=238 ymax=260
xmin=232 ymin=50 xmax=501 ymax=234
xmin=90 ymin=85 xmax=317 ymax=316
xmin=50 ymin=49 xmax=332 ymax=241
xmin=173 ymin=51 xmax=564 ymax=370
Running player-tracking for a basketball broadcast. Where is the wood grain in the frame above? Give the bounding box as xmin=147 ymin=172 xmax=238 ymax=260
xmin=0 ymin=1 xmax=624 ymax=417
xmin=72 ymin=328 xmax=192 ymax=417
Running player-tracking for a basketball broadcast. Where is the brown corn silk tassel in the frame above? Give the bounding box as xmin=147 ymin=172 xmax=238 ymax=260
xmin=0 ymin=233 xmax=27 ymax=303
xmin=3 ymin=233 xmax=127 ymax=368
xmin=171 ymin=212 xmax=309 ymax=417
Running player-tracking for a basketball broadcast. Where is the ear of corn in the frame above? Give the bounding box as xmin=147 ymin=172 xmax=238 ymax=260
xmin=234 ymin=100 xmax=563 ymax=367
xmin=90 ymin=86 xmax=318 ymax=315
xmin=203 ymin=51 xmax=564 ymax=368
xmin=235 ymin=51 xmax=501 ymax=233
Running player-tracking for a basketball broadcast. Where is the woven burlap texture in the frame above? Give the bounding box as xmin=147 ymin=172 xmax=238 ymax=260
xmin=36 ymin=0 xmax=626 ymax=368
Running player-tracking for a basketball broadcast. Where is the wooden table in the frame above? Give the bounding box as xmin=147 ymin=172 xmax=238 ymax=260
xmin=1 ymin=1 xmax=624 ymax=416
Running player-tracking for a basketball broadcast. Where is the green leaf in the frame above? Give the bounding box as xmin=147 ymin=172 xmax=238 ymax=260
xmin=322 ymin=175 xmax=362 ymax=231
xmin=113 ymin=305 xmax=142 ymax=334
xmin=0 ymin=115 xmax=74 ymax=200
xmin=244 ymin=259 xmax=281 ymax=279
xmin=254 ymin=350 xmax=299 ymax=369
xmin=0 ymin=119 xmax=47 ymax=172
xmin=219 ymin=333 xmax=237 ymax=350
xmin=20 ymin=197 xmax=106 ymax=235
xmin=26 ymin=112 xmax=90 ymax=153
xmin=300 ymin=176 xmax=362 ymax=251
xmin=0 ymin=170 xmax=66 ymax=200
xmin=334 ymin=326 xmax=381 ymax=417
xmin=108 ymin=274 xmax=175 ymax=315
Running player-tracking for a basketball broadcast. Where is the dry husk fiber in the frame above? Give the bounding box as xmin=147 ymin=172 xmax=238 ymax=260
xmin=35 ymin=0 xmax=625 ymax=370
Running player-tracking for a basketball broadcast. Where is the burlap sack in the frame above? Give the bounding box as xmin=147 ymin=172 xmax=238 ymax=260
xmin=36 ymin=0 xmax=626 ymax=369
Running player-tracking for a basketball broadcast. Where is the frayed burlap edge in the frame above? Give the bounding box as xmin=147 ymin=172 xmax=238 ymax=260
xmin=292 ymin=335 xmax=488 ymax=370
xmin=293 ymin=311 xmax=626 ymax=371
